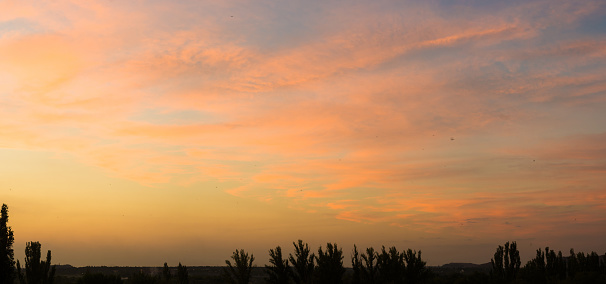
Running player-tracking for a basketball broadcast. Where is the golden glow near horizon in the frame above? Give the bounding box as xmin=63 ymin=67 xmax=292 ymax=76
xmin=1 ymin=1 xmax=605 ymax=266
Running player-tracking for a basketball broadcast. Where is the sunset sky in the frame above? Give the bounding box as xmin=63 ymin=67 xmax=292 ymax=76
xmin=1 ymin=0 xmax=605 ymax=267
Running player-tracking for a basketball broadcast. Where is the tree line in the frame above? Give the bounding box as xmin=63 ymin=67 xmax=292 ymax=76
xmin=225 ymin=240 xmax=427 ymax=284
xmin=490 ymin=241 xmax=606 ymax=284
xmin=2 ymin=203 xmax=606 ymax=283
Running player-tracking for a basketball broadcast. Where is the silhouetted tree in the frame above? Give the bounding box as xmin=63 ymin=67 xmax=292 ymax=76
xmin=352 ymin=246 xmax=381 ymax=284
xmin=177 ymin=262 xmax=188 ymax=284
xmin=265 ymin=246 xmax=291 ymax=284
xmin=570 ymin=250 xmax=606 ymax=283
xmin=376 ymin=246 xmax=405 ymax=283
xmin=77 ymin=271 xmax=122 ymax=284
xmin=1 ymin=204 xmax=16 ymax=284
xmin=361 ymin=247 xmax=378 ymax=284
xmin=288 ymin=240 xmax=315 ymax=284
xmin=403 ymin=249 xmax=427 ymax=284
xmin=566 ymin=250 xmax=604 ymax=282
xmin=586 ymin=251 xmax=600 ymax=273
xmin=568 ymin=248 xmax=579 ymax=279
xmin=352 ymin=245 xmax=362 ymax=284
xmin=16 ymin=241 xmax=56 ymax=284
xmin=224 ymin=249 xmax=254 ymax=284
xmin=162 ymin=262 xmax=172 ymax=282
xmin=524 ymin=248 xmax=546 ymax=283
xmin=315 ymin=243 xmax=345 ymax=284
xmin=490 ymin=241 xmax=520 ymax=283
xmin=577 ymin=250 xmax=587 ymax=274
xmin=544 ymin=247 xmax=565 ymax=281
xmin=521 ymin=246 xmax=599 ymax=283
xmin=491 ymin=244 xmax=505 ymax=282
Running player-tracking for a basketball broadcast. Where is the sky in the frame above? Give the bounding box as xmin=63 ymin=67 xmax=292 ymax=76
xmin=1 ymin=0 xmax=605 ymax=267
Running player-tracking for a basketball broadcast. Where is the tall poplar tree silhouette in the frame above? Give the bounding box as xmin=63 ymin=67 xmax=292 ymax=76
xmin=491 ymin=241 xmax=520 ymax=283
xmin=17 ymin=241 xmax=55 ymax=284
xmin=1 ymin=204 xmax=16 ymax=284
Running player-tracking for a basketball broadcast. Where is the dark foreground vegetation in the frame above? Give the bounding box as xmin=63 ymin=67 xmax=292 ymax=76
xmin=2 ymin=203 xmax=606 ymax=283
